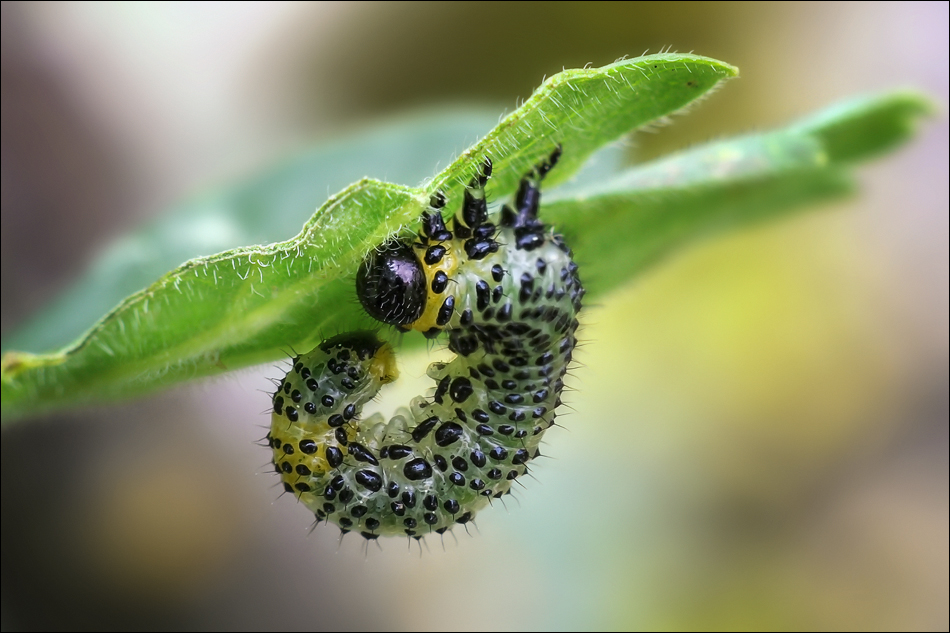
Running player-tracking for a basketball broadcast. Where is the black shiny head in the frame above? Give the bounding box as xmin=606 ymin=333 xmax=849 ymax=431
xmin=356 ymin=239 xmax=427 ymax=326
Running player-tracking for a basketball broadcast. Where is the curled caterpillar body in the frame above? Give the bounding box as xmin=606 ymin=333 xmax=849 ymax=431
xmin=269 ymin=147 xmax=584 ymax=538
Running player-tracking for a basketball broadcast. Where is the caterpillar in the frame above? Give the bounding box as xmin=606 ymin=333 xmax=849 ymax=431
xmin=267 ymin=147 xmax=583 ymax=539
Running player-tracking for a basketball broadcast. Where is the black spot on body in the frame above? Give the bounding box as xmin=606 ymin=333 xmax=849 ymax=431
xmin=387 ymin=444 xmax=413 ymax=460
xmin=431 ymin=270 xmax=448 ymax=294
xmin=348 ymin=443 xmax=379 ymax=465
xmin=411 ymin=416 xmax=440 ymax=442
xmin=470 ymin=450 xmax=487 ymax=468
xmin=355 ymin=469 xmax=383 ymax=492
xmin=334 ymin=428 xmax=348 ymax=445
xmin=435 ymin=421 xmax=464 ymax=447
xmin=450 ymin=376 xmax=474 ymax=403
xmin=434 ymin=376 xmax=450 ymax=403
xmin=475 ymin=280 xmax=490 ymax=311
xmin=436 ymin=295 xmax=455 ymax=326
xmin=424 ymin=244 xmax=446 ymax=265
xmin=404 ymin=458 xmax=433 ymax=481
xmin=326 ymin=446 xmax=344 ymax=468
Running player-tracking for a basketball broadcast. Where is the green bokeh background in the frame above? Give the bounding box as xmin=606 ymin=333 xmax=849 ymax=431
xmin=2 ymin=2 xmax=946 ymax=630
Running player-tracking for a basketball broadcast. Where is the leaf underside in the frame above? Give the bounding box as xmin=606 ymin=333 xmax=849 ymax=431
xmin=0 ymin=51 xmax=931 ymax=423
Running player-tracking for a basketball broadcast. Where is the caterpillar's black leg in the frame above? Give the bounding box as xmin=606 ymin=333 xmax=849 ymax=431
xmin=501 ymin=145 xmax=561 ymax=251
xmin=461 ymin=158 xmax=492 ymax=229
xmin=421 ymin=192 xmax=452 ymax=243
xmin=535 ymin=144 xmax=562 ymax=180
xmin=457 ymin=158 xmax=499 ymax=260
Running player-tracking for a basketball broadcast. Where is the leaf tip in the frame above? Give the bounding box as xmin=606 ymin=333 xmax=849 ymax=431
xmin=798 ymin=89 xmax=937 ymax=164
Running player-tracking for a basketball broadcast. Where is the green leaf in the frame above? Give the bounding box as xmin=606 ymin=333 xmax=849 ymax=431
xmin=1 ymin=57 xmax=931 ymax=424
xmin=426 ymin=54 xmax=739 ymax=200
xmin=544 ymin=90 xmax=933 ymax=298
xmin=791 ymin=90 xmax=934 ymax=163
xmin=1 ymin=111 xmax=504 ymax=356
xmin=547 ymin=133 xmax=851 ymax=297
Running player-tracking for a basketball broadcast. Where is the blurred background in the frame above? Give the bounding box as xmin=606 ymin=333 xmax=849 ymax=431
xmin=1 ymin=2 xmax=947 ymax=630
